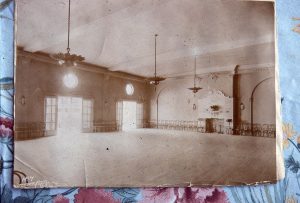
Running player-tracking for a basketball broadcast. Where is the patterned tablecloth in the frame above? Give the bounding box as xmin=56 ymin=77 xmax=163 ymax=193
xmin=1 ymin=0 xmax=300 ymax=202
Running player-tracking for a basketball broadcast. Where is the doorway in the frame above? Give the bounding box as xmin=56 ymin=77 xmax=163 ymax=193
xmin=57 ymin=96 xmax=82 ymax=135
xmin=122 ymin=101 xmax=137 ymax=131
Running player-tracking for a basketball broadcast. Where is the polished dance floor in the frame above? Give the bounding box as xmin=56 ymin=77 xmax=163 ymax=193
xmin=14 ymin=129 xmax=277 ymax=188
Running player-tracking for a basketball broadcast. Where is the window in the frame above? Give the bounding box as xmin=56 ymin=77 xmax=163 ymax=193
xmin=63 ymin=73 xmax=78 ymax=88
xmin=82 ymin=99 xmax=93 ymax=131
xmin=45 ymin=97 xmax=57 ymax=135
xmin=125 ymin=83 xmax=134 ymax=95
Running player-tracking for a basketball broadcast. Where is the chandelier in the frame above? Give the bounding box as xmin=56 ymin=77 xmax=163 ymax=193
xmin=148 ymin=34 xmax=166 ymax=85
xmin=51 ymin=0 xmax=85 ymax=66
xmin=188 ymin=56 xmax=202 ymax=93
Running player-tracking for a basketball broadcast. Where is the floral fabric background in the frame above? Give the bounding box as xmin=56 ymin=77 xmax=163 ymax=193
xmin=1 ymin=0 xmax=300 ymax=202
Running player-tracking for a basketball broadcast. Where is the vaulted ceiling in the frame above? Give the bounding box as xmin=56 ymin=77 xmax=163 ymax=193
xmin=17 ymin=0 xmax=275 ymax=78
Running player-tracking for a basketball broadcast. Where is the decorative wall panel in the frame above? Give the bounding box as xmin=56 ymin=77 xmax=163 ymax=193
xmin=198 ymin=89 xmax=233 ymax=121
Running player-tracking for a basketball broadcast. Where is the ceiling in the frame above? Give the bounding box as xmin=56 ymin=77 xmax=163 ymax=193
xmin=16 ymin=0 xmax=275 ymax=78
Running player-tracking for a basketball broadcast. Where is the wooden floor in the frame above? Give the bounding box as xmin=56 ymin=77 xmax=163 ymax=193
xmin=14 ymin=129 xmax=277 ymax=188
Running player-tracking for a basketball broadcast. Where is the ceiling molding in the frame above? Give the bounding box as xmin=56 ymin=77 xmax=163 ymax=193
xmin=239 ymin=0 xmax=274 ymax=2
xmin=17 ymin=49 xmax=148 ymax=83
xmin=162 ymin=63 xmax=274 ymax=81
xmin=237 ymin=63 xmax=274 ymax=74
xmin=18 ymin=49 xmax=274 ymax=85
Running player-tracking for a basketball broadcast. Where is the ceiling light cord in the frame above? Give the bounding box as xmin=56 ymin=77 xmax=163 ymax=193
xmin=154 ymin=34 xmax=158 ymax=77
xmin=194 ymin=56 xmax=196 ymax=87
xmin=148 ymin=34 xmax=165 ymax=85
xmin=188 ymin=55 xmax=202 ymax=93
xmin=51 ymin=0 xmax=85 ymax=65
xmin=67 ymin=0 xmax=71 ymax=53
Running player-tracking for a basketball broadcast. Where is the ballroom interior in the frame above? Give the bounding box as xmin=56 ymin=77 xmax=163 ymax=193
xmin=14 ymin=0 xmax=278 ymax=187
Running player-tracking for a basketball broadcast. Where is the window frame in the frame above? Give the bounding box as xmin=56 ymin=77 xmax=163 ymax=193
xmin=82 ymin=98 xmax=94 ymax=132
xmin=44 ymin=96 xmax=57 ymax=136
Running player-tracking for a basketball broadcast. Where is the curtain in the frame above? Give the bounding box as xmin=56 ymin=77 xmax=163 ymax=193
xmin=45 ymin=96 xmax=57 ymax=136
xmin=136 ymin=103 xmax=143 ymax=128
xmin=116 ymin=101 xmax=123 ymax=131
xmin=82 ymin=99 xmax=93 ymax=132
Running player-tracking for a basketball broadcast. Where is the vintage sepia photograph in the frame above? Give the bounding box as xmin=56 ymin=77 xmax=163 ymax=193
xmin=14 ymin=0 xmax=279 ymax=187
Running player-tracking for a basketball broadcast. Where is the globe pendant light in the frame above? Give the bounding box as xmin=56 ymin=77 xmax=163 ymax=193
xmin=148 ymin=34 xmax=166 ymax=85
xmin=51 ymin=0 xmax=85 ymax=66
xmin=188 ymin=56 xmax=202 ymax=93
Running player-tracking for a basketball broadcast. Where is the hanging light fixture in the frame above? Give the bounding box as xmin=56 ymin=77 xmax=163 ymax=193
xmin=148 ymin=34 xmax=166 ymax=85
xmin=188 ymin=56 xmax=202 ymax=93
xmin=51 ymin=0 xmax=85 ymax=66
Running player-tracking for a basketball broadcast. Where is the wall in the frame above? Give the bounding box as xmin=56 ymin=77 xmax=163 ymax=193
xmin=150 ymin=73 xmax=233 ymax=121
xmin=15 ymin=54 xmax=151 ymax=129
xmin=15 ymin=51 xmax=276 ymax=137
xmin=150 ymin=68 xmax=275 ymax=125
xmin=239 ymin=68 xmax=275 ymax=124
